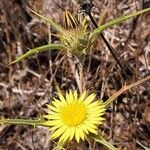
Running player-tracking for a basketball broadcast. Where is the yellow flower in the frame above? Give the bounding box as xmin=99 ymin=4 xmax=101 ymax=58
xmin=42 ymin=90 xmax=105 ymax=143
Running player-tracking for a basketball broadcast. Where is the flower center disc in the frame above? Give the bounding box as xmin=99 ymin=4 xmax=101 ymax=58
xmin=60 ymin=102 xmax=87 ymax=126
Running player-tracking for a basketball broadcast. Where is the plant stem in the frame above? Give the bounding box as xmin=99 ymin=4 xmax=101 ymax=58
xmin=104 ymin=76 xmax=150 ymax=107
xmin=92 ymin=134 xmax=119 ymax=150
xmin=0 ymin=118 xmax=46 ymax=127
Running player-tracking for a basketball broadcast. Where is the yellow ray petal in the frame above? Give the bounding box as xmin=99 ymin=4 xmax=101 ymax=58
xmin=75 ymin=127 xmax=81 ymax=143
xmin=87 ymin=105 xmax=105 ymax=111
xmin=47 ymin=105 xmax=59 ymax=112
xmin=58 ymin=126 xmax=72 ymax=143
xmin=51 ymin=125 xmax=67 ymax=139
xmin=86 ymin=126 xmax=97 ymax=134
xmin=58 ymin=92 xmax=66 ymax=104
xmin=50 ymin=123 xmax=64 ymax=131
xmin=77 ymin=125 xmax=85 ymax=141
xmin=43 ymin=114 xmax=60 ymax=120
xmin=86 ymin=101 xmax=101 ymax=108
xmin=84 ymin=121 xmax=97 ymax=130
xmin=87 ymin=116 xmax=105 ymax=121
xmin=66 ymin=91 xmax=73 ymax=104
xmin=80 ymin=124 xmax=89 ymax=134
xmin=78 ymin=91 xmax=87 ymax=102
xmin=69 ymin=126 xmax=75 ymax=141
xmin=43 ymin=120 xmax=62 ymax=126
xmin=84 ymin=93 xmax=96 ymax=105
xmin=68 ymin=90 xmax=74 ymax=103
xmin=88 ymin=109 xmax=106 ymax=115
xmin=52 ymin=98 xmax=63 ymax=108
xmin=86 ymin=120 xmax=103 ymax=125
xmin=73 ymin=90 xmax=78 ymax=101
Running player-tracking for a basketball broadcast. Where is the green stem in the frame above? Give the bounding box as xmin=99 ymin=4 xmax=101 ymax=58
xmin=0 ymin=118 xmax=47 ymax=127
xmin=92 ymin=135 xmax=119 ymax=150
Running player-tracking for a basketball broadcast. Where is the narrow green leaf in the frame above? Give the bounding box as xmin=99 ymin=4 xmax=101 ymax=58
xmin=93 ymin=135 xmax=119 ymax=150
xmin=29 ymin=8 xmax=63 ymax=33
xmin=0 ymin=117 xmax=46 ymax=127
xmin=90 ymin=7 xmax=150 ymax=42
xmin=9 ymin=44 xmax=68 ymax=65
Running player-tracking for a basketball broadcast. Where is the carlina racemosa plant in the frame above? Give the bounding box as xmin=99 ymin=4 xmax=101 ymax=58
xmin=9 ymin=7 xmax=150 ymax=65
xmin=0 ymin=76 xmax=150 ymax=149
xmin=5 ymin=7 xmax=150 ymax=149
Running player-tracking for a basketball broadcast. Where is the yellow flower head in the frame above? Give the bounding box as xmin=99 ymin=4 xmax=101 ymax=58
xmin=43 ymin=90 xmax=106 ymax=143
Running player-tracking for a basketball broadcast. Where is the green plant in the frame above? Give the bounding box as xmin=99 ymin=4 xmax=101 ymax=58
xmin=9 ymin=7 xmax=150 ymax=64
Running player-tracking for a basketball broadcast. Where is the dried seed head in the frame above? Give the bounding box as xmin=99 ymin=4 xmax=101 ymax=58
xmin=58 ymin=11 xmax=90 ymax=56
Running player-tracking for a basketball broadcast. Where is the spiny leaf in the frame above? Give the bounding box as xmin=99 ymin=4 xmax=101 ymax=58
xmin=90 ymin=7 xmax=150 ymax=42
xmin=29 ymin=8 xmax=63 ymax=33
xmin=93 ymin=135 xmax=119 ymax=150
xmin=9 ymin=44 xmax=68 ymax=65
xmin=0 ymin=117 xmax=46 ymax=126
